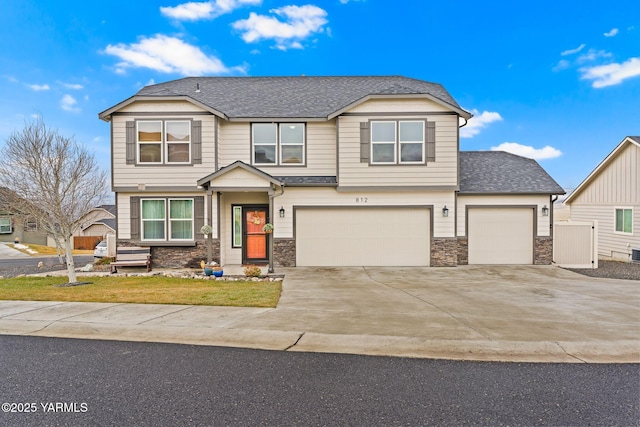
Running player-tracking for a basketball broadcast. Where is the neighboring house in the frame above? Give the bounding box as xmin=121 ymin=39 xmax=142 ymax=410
xmin=99 ymin=76 xmax=564 ymax=269
xmin=563 ymin=136 xmax=640 ymax=261
xmin=0 ymin=187 xmax=48 ymax=245
xmin=73 ymin=204 xmax=117 ymax=238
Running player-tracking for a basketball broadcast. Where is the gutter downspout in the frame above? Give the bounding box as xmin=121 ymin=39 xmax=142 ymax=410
xmin=268 ymin=183 xmax=285 ymax=273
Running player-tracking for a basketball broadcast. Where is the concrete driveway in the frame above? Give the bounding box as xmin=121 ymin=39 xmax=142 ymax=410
xmin=1 ymin=265 xmax=638 ymax=362
xmin=0 ymin=242 xmax=30 ymax=258
xmin=232 ymin=265 xmax=640 ymax=361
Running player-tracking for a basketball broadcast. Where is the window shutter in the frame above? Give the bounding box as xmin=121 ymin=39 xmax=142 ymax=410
xmin=195 ymin=196 xmax=205 ymax=239
xmin=126 ymin=121 xmax=136 ymax=165
xmin=426 ymin=121 xmax=436 ymax=162
xmin=130 ymin=197 xmax=140 ymax=240
xmin=360 ymin=122 xmax=370 ymax=163
xmin=192 ymin=120 xmax=202 ymax=164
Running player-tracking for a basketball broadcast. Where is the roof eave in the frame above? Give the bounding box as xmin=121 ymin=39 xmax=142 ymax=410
xmin=98 ymin=95 xmax=228 ymax=122
xmin=328 ymin=93 xmax=473 ymax=120
xmin=459 ymin=191 xmax=566 ymax=196
xmin=564 ymin=136 xmax=640 ymax=204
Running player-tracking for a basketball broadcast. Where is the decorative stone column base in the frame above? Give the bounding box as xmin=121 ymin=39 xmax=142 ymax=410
xmin=534 ymin=236 xmax=553 ymax=265
xmin=431 ymin=238 xmax=458 ymax=267
xmin=274 ymin=238 xmax=296 ymax=267
xmin=456 ymin=237 xmax=469 ymax=265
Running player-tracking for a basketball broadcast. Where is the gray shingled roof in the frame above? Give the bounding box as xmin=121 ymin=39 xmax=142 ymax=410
xmin=629 ymin=136 xmax=640 ymax=144
xmin=460 ymin=151 xmax=565 ymax=194
xmin=275 ymin=176 xmax=337 ymax=186
xmin=133 ymin=76 xmax=465 ymax=119
xmin=94 ymin=218 xmax=116 ymax=231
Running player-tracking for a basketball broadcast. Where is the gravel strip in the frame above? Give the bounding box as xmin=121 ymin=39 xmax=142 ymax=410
xmin=564 ymin=260 xmax=640 ymax=281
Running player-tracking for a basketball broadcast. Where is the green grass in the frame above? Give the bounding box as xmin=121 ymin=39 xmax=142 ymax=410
xmin=0 ymin=276 xmax=282 ymax=307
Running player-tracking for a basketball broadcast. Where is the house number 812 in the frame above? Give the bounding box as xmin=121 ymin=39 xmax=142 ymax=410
xmin=355 ymin=197 xmax=368 ymax=203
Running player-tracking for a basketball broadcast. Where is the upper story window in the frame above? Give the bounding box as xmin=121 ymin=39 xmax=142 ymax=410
xmin=371 ymin=120 xmax=425 ymax=165
xmin=252 ymin=123 xmax=305 ymax=166
xmin=137 ymin=120 xmax=191 ymax=164
xmin=615 ymin=207 xmax=633 ymax=234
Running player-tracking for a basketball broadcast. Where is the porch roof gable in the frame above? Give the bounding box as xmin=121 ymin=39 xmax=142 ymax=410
xmin=197 ymin=161 xmax=284 ymax=189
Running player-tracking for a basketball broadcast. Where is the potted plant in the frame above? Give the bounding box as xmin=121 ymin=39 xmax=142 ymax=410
xmin=262 ymin=223 xmax=274 ymax=234
xmin=203 ymin=261 xmax=223 ymax=277
xmin=200 ymin=224 xmax=213 ymax=237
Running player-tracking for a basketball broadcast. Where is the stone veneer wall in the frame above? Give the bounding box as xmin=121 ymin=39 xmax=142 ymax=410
xmin=274 ymin=238 xmax=296 ymax=267
xmin=456 ymin=237 xmax=469 ymax=265
xmin=431 ymin=238 xmax=458 ymax=267
xmin=117 ymin=239 xmax=220 ymax=269
xmin=534 ymin=236 xmax=553 ymax=265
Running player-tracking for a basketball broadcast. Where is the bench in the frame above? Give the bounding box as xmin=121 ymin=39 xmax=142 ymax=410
xmin=110 ymin=247 xmax=152 ymax=273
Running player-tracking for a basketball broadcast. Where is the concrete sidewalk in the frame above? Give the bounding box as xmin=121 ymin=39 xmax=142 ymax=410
xmin=1 ymin=266 xmax=638 ymax=363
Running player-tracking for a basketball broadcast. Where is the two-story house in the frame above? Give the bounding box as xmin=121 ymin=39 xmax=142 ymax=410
xmin=99 ymin=76 xmax=564 ymax=270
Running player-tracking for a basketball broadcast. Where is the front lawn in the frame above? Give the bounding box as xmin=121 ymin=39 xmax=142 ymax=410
xmin=0 ymin=276 xmax=281 ymax=307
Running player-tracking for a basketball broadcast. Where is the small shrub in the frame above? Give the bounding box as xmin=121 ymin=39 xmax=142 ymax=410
xmin=243 ymin=265 xmax=262 ymax=277
xmin=94 ymin=257 xmax=112 ymax=265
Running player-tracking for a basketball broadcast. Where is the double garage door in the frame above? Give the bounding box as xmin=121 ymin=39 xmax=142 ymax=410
xmin=296 ymin=207 xmax=430 ymax=266
xmin=467 ymin=207 xmax=534 ymax=265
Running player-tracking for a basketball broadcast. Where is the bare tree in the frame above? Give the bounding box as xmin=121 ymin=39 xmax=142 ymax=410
xmin=0 ymin=119 xmax=109 ymax=284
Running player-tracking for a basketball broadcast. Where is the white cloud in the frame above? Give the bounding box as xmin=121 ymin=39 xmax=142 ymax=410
xmin=577 ymin=48 xmax=612 ymax=63
xmin=604 ymin=28 xmax=619 ymax=37
xmin=232 ymin=5 xmax=328 ymax=50
xmin=552 ymin=59 xmax=570 ymax=72
xmin=460 ymin=109 xmax=502 ymax=138
xmin=580 ymin=57 xmax=640 ymax=88
xmin=60 ymin=82 xmax=84 ymax=90
xmin=561 ymin=44 xmax=585 ymax=56
xmin=61 ymin=94 xmax=80 ymax=113
xmin=160 ymin=0 xmax=261 ymax=21
xmin=491 ymin=142 xmax=562 ymax=160
xmin=26 ymin=84 xmax=50 ymax=91
xmin=104 ymin=34 xmax=244 ymax=75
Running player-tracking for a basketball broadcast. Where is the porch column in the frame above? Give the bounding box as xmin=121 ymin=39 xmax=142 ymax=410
xmin=268 ymin=187 xmax=274 ymax=273
xmin=206 ymin=188 xmax=213 ymax=263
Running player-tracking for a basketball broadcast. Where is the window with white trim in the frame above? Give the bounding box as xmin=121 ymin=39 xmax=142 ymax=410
xmin=0 ymin=217 xmax=11 ymax=234
xmin=141 ymin=198 xmax=194 ymax=241
xmin=141 ymin=199 xmax=166 ymax=240
xmin=232 ymin=206 xmax=242 ymax=247
xmin=371 ymin=120 xmax=425 ymax=164
xmin=252 ymin=123 xmax=305 ymax=165
xmin=615 ymin=207 xmax=633 ymax=234
xmin=137 ymin=120 xmax=191 ymax=164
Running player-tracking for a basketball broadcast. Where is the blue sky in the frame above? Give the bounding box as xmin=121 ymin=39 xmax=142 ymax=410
xmin=1 ymin=0 xmax=639 ymax=191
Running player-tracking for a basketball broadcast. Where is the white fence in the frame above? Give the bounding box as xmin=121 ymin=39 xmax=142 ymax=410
xmin=553 ymin=221 xmax=598 ymax=269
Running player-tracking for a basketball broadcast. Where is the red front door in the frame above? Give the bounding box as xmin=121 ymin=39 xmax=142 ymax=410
xmin=243 ymin=207 xmax=268 ymax=264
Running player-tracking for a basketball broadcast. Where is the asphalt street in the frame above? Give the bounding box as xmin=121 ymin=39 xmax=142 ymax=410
xmin=1 ymin=336 xmax=638 ymax=426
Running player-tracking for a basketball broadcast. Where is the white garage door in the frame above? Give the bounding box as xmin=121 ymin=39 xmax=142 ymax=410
xmin=468 ymin=208 xmax=534 ymax=265
xmin=296 ymin=207 xmax=430 ymax=266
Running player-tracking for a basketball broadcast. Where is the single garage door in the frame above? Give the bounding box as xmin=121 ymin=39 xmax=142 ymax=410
xmin=296 ymin=207 xmax=430 ymax=266
xmin=468 ymin=207 xmax=534 ymax=264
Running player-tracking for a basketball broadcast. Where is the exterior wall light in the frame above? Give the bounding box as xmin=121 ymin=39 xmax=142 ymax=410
xmin=442 ymin=206 xmax=449 ymax=217
xmin=279 ymin=206 xmax=285 ymax=218
xmin=542 ymin=205 xmax=549 ymax=216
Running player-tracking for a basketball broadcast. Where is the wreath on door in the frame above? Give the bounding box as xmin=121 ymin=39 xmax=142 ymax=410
xmin=250 ymin=211 xmax=263 ymax=225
